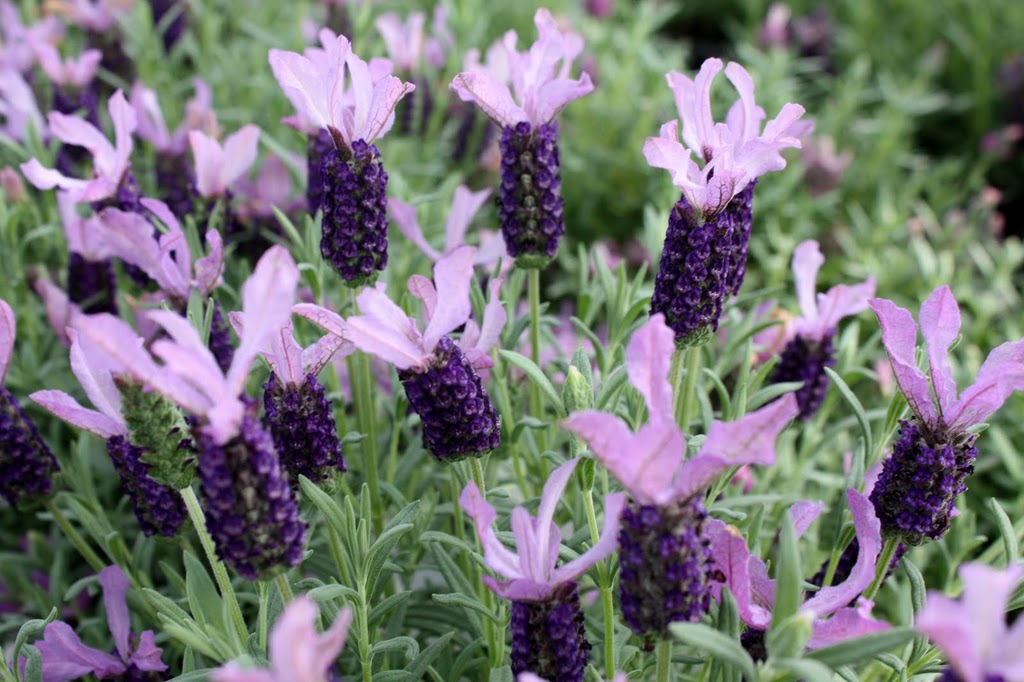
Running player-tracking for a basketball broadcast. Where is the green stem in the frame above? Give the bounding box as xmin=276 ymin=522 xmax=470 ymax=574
xmin=491 ymin=350 xmax=530 ymax=495
xmin=583 ymin=488 xmax=617 ymax=678
xmin=179 ymin=486 xmax=248 ymax=643
xmin=274 ymin=572 xmax=294 ymax=603
xmin=45 ymin=500 xmax=105 ymax=572
xmin=673 ymin=346 xmax=702 ymax=431
xmin=656 ymin=638 xmax=673 ymax=682
xmin=470 ymin=457 xmax=487 ymax=499
xmin=257 ymin=581 xmax=270 ymax=652
xmin=527 ymin=268 xmax=547 ymax=452
xmin=864 ymin=537 xmax=900 ymax=600
xmin=358 ymin=585 xmax=373 ymax=682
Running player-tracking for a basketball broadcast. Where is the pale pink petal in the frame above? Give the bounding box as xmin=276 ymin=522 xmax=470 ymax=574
xmin=422 ymin=246 xmax=475 ymax=352
xmin=531 ymin=459 xmax=580 ymax=580
xmin=473 ymin=278 xmax=506 ymax=355
xmin=292 ymin=303 xmax=348 ymax=339
xmin=19 ymin=158 xmax=89 ymax=195
xmin=531 ymin=73 xmax=594 ymax=124
xmin=451 ymin=69 xmax=525 ymax=127
xmin=189 ymin=130 xmax=224 ymax=197
xmin=95 ymin=208 xmax=164 ymax=284
xmin=723 ymin=62 xmax=766 ymax=142
xmin=218 ymin=124 xmax=261 ymax=189
xmin=68 ymin=328 xmax=122 ymax=421
xmin=869 ymin=298 xmax=939 ymax=425
xmin=126 ymin=630 xmax=166 ymax=671
xmin=473 ymin=230 xmax=508 ymax=266
xmin=374 ymin=13 xmax=412 ymax=70
xmin=946 ymin=338 xmax=1024 ymax=431
xmin=268 ymin=48 xmax=330 ymax=131
xmin=359 ymin=75 xmax=415 ymax=144
xmin=407 ymin=274 xmax=438 ymax=323
xmin=918 ymin=285 xmax=961 ymax=418
xmin=810 ymin=278 xmax=876 ymax=336
xmin=211 ymin=664 xmax=276 ymax=682
xmin=194 ymin=230 xmax=225 ymax=296
xmin=960 ymin=563 xmax=1024 ymax=669
xmin=459 ymin=482 xmax=523 ymax=579
xmin=916 ymin=594 xmax=981 ymax=682
xmin=130 ymin=82 xmax=170 ymax=150
xmin=346 ymin=284 xmax=426 ymax=370
xmin=107 ymin=90 xmax=136 ymax=181
xmin=0 ymin=297 xmax=13 ymax=383
xmin=30 ymin=390 xmax=123 ymax=438
xmin=802 ymin=489 xmax=881 ymax=618
xmin=33 ymin=275 xmax=79 ymax=346
xmin=445 ymin=185 xmax=492 ymax=251
xmin=302 ymin=333 xmax=353 ymax=377
xmin=38 ymin=621 xmax=125 ymax=682
xmin=807 ymin=600 xmax=889 ymax=649
xmin=792 ymin=240 xmax=823 ymax=322
xmin=267 ymin=597 xmax=349 ymax=677
xmin=705 ymin=520 xmax=773 ymax=629
xmin=625 ymin=314 xmax=676 ymax=424
xmin=390 ymin=197 xmax=441 ymax=261
xmin=790 ymin=500 xmax=824 ymax=537
xmin=48 ymin=111 xmax=114 ymax=169
xmin=552 ymin=491 xmax=626 ymax=584
xmin=99 ymin=565 xmax=133 ymax=660
xmin=265 ymin=320 xmax=304 ymax=386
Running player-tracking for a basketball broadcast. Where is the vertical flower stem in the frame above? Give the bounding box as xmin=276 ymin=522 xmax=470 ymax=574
xmin=45 ymin=500 xmax=105 ymax=572
xmin=274 ymin=572 xmax=293 ymax=603
xmin=348 ymin=290 xmax=381 ymax=521
xmin=656 ymin=639 xmax=673 ymax=682
xmin=673 ymin=347 xmax=702 ymax=431
xmin=257 ymin=581 xmax=270 ymax=652
xmin=179 ymin=485 xmax=248 ymax=644
xmin=583 ymin=487 xmax=617 ymax=678
xmin=490 ymin=350 xmax=530 ymax=495
xmin=357 ymin=585 xmax=373 ymax=682
xmin=470 ymin=456 xmax=487 ymax=499
xmin=527 ymin=268 xmax=547 ymax=451
xmin=864 ymin=537 xmax=899 ymax=600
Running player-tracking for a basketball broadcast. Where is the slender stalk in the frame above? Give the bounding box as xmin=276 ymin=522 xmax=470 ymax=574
xmin=820 ymin=547 xmax=843 ymax=588
xmin=864 ymin=537 xmax=900 ymax=600
xmin=348 ymin=288 xmax=381 ymax=518
xmin=583 ymin=487 xmax=617 ymax=678
xmin=45 ymin=500 xmax=105 ymax=572
xmin=358 ymin=589 xmax=373 ymax=682
xmin=179 ymin=486 xmax=248 ymax=643
xmin=470 ymin=457 xmax=487 ymax=499
xmin=656 ymin=639 xmax=673 ymax=682
xmin=674 ymin=347 xmax=702 ymax=431
xmin=257 ymin=581 xmax=270 ymax=652
xmin=527 ymin=269 xmax=547 ymax=451
xmin=274 ymin=572 xmax=294 ymax=603
xmin=491 ymin=350 xmax=530 ymax=495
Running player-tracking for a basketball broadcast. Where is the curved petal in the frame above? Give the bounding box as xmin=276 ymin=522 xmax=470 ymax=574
xmin=267 ymin=320 xmax=304 ymax=386
xmin=407 ymin=274 xmax=437 ymax=323
xmin=868 ymin=297 xmax=938 ymax=425
xmin=189 ymin=130 xmax=224 ymax=197
xmin=389 ymin=197 xmax=440 ymax=261
xmin=916 ymin=594 xmax=981 ymax=682
xmin=68 ymin=328 xmax=123 ymax=421
xmin=459 ymin=482 xmax=522 ymax=579
xmin=705 ymin=520 xmax=773 ymax=629
xmin=552 ymin=491 xmax=625 ymax=584
xmin=0 ymin=297 xmax=13 ymax=383
xmin=37 ymin=621 xmax=125 ymax=682
xmin=918 ymin=285 xmax=961 ymax=418
xmin=194 ymin=229 xmax=225 ymax=296
xmin=212 ymin=664 xmax=276 ymax=682
xmin=19 ymin=158 xmax=89 ymax=195
xmin=450 ymin=69 xmax=524 ymax=127
xmin=98 ymin=565 xmax=133 ymax=661
xmin=360 ymin=75 xmax=414 ymax=144
xmin=346 ymin=285 xmax=425 ymax=370
xmin=268 ymin=597 xmax=349 ymax=677
xmin=219 ymin=125 xmax=261 ymax=189
xmin=807 ymin=599 xmax=889 ymax=649
xmin=445 ymin=185 xmax=491 ymax=251
xmin=47 ymin=111 xmax=114 ymax=169
xmin=531 ymin=459 xmax=580 ymax=581
xmin=422 ymin=246 xmax=475 ymax=352
xmin=625 ymin=314 xmax=676 ymax=423
xmin=30 ymin=389 xmax=124 ymax=438
xmin=530 ymin=73 xmax=593 ymax=124
xmin=946 ymin=338 xmax=1024 ymax=432
xmin=473 ymin=278 xmax=506 ymax=355
xmin=792 ymin=240 xmax=823 ymax=322
xmin=108 ymin=90 xmax=136 ymax=180
xmin=292 ymin=303 xmax=348 ymax=339
xmin=126 ymin=630 xmax=166 ymax=672
xmin=268 ymin=48 xmax=330 ymax=131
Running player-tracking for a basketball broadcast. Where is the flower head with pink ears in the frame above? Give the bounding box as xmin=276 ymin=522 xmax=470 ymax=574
xmin=0 ymin=1 xmax=65 ymax=73
xmin=450 ymin=8 xmax=593 ymax=128
xmin=916 ymin=562 xmax=1024 ymax=682
xmin=389 ymin=184 xmax=507 ymax=267
xmin=461 ymin=457 xmax=626 ymax=601
xmin=870 ymin=285 xmax=1024 ymax=435
xmin=0 ymin=68 xmax=45 ymax=141
xmin=707 ymin=490 xmax=889 ymax=649
xmin=374 ymin=6 xmax=451 ymax=73
xmin=72 ymin=246 xmax=300 ymax=444
xmin=132 ymin=78 xmax=218 ymax=155
xmin=228 ymin=315 xmax=353 ymax=390
xmin=94 ymin=198 xmax=224 ymax=305
xmin=268 ymin=29 xmax=415 ymax=151
xmin=564 ymin=314 xmax=800 ymax=507
xmin=213 ymin=596 xmax=352 ymax=682
xmin=188 ymin=125 xmax=260 ymax=199
xmin=788 ymin=240 xmax=875 ymax=342
xmin=297 ymin=245 xmax=506 ymax=373
xmin=36 ymin=565 xmax=166 ymax=682
xmin=32 ymin=42 xmax=102 ymax=88
xmin=20 ymin=89 xmax=136 ymax=203
xmin=643 ymin=58 xmax=807 ymax=221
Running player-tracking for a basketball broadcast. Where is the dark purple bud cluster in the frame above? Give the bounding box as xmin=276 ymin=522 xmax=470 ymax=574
xmin=67 ymin=252 xmax=119 ymax=315
xmin=262 ymin=372 xmax=344 ymax=486
xmin=497 ymin=121 xmax=565 ymax=268
xmin=86 ymin=30 xmax=134 ymax=90
xmin=320 ymin=139 xmax=389 ymax=285
xmin=808 ymin=536 xmax=906 ymax=596
xmin=618 ymin=496 xmax=715 ymax=637
xmin=306 ymin=129 xmax=333 ymax=216
xmin=936 ymin=671 xmax=1006 ymax=682
xmin=510 ymin=582 xmax=590 ymax=682
xmin=770 ymin=331 xmax=835 ymax=420
xmin=155 ymin=152 xmax=195 ymax=221
xmin=398 ymin=336 xmax=500 ymax=462
xmin=451 ymin=104 xmax=497 ymax=164
xmin=207 ymin=301 xmax=235 ymax=374
xmin=869 ymin=419 xmax=977 ymax=545
xmin=196 ymin=416 xmax=306 ymax=580
xmin=740 ymin=627 xmax=768 ymax=662
xmin=723 ymin=183 xmax=755 ymax=296
xmin=0 ymin=386 xmax=59 ymax=509
xmin=105 ymin=435 xmax=185 ymax=537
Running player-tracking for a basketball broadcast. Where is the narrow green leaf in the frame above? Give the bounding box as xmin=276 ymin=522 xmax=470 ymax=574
xmin=771 ymin=514 xmax=802 ymax=630
xmin=771 ymin=657 xmax=834 ymax=682
xmin=370 ymin=591 xmax=414 ymax=627
xmin=184 ymin=551 xmax=224 ymax=631
xmin=431 ymin=592 xmax=501 ymax=624
xmin=307 ymin=584 xmax=361 ymax=603
xmin=669 ymin=622 xmax=757 ymax=681
xmin=988 ymin=497 xmax=1019 ymax=564
xmin=499 ymin=350 xmax=567 ymax=417
xmin=300 ymin=475 xmax=348 ymax=538
xmin=405 ymin=632 xmax=456 ymax=680
xmin=12 ymin=608 xmax=57 ymax=682
xmin=824 ymin=368 xmax=873 ymax=469
xmin=488 ymin=666 xmax=514 ymax=682
xmin=371 ymin=636 xmax=419 ymax=659
xmin=806 ymin=628 xmax=915 ymax=667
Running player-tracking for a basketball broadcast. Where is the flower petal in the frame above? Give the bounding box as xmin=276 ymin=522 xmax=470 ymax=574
xmin=792 ymin=240 xmax=823 ymax=323
xmin=705 ymin=520 xmax=773 ymax=629
xmin=0 ymin=297 xmax=13 ymax=383
xmin=98 ymin=565 xmax=133 ymax=660
xmin=389 ymin=197 xmax=441 ymax=261
xmin=916 ymin=593 xmax=981 ymax=682
xmin=918 ymin=285 xmax=961 ymax=419
xmin=625 ymin=314 xmax=676 ymax=424
xmin=422 ymin=246 xmax=475 ymax=352
xmin=946 ymin=338 xmax=1024 ymax=432
xmin=37 ymin=621 xmax=125 ymax=682
xmin=346 ymin=284 xmax=426 ymax=370
xmin=219 ymin=125 xmax=261 ymax=190
xmin=30 ymin=389 xmax=124 ymax=438
xmin=552 ymin=491 xmax=625 ymax=585
xmin=459 ymin=481 xmax=523 ymax=580
xmin=450 ymin=69 xmax=525 ymax=127
xmin=445 ymin=185 xmax=492 ymax=252
xmin=868 ymin=297 xmax=938 ymax=425
xmin=807 ymin=599 xmax=889 ymax=649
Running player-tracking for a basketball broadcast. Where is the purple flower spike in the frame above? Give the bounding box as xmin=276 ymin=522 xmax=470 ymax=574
xmin=564 ymin=314 xmax=799 ymax=636
xmin=451 ymin=9 xmax=593 ymax=268
xmin=771 ymin=240 xmax=875 ymax=418
xmin=213 ymin=596 xmax=353 ymax=682
xmin=645 ymin=59 xmax=807 ymax=344
xmin=869 ymin=286 xmax=1024 ymax=543
xmin=461 ymin=458 xmax=624 ymax=681
xmin=296 ymin=246 xmax=506 ymax=461
xmin=37 ymin=565 xmax=167 ymax=682
xmin=21 ymin=89 xmax=137 ymax=204
xmin=916 ymin=563 xmax=1024 ymax=682
xmin=0 ymin=298 xmax=60 ymax=510
xmin=269 ymin=30 xmax=414 ymax=285
xmin=707 ymin=490 xmax=888 ymax=656
xmin=31 ymin=328 xmax=186 ymax=537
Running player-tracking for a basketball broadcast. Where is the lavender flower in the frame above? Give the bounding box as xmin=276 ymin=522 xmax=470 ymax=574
xmin=707 ymin=492 xmax=888 ymax=656
xmin=228 ymin=314 xmax=351 ymax=485
xmin=565 ymin=315 xmax=799 ymax=637
xmin=461 ymin=458 xmax=625 ymax=681
xmin=374 ymin=8 xmax=450 ymax=134
xmin=297 ymin=246 xmax=505 ymax=461
xmin=451 ymin=9 xmax=594 ymax=268
xmin=188 ymin=125 xmax=261 ymax=237
xmin=644 ymin=59 xmax=806 ymax=345
xmin=916 ymin=563 xmax=1024 ymax=682
xmin=74 ymin=246 xmax=307 ymax=579
xmin=36 ymin=565 xmax=166 ymax=681
xmin=869 ymin=286 xmax=1024 ymax=544
xmin=32 ymin=43 xmax=102 ymax=168
xmin=0 ymin=2 xmax=65 ymax=74
xmin=32 ymin=327 xmax=187 ymax=537
xmin=58 ymin=192 xmax=119 ymax=315
xmin=213 ymin=596 xmax=352 ymax=682
xmin=0 ymin=298 xmax=59 ymax=509
xmin=389 ymin=184 xmax=507 ymax=267
xmin=0 ymin=68 xmax=46 ymax=143
xmin=269 ymin=30 xmax=414 ymax=285
xmin=770 ymin=240 xmax=874 ymax=418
